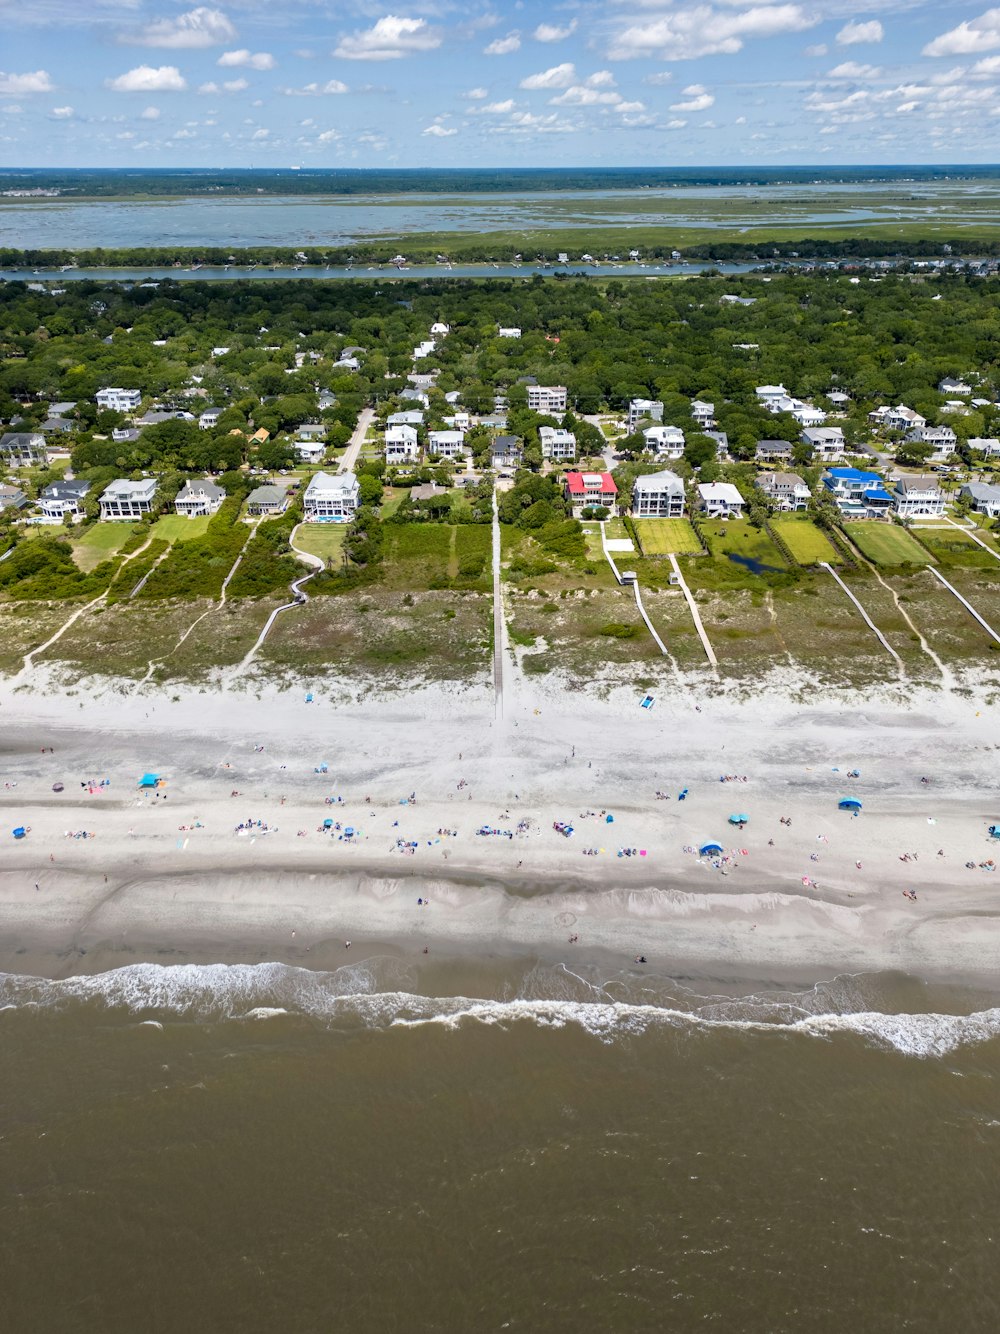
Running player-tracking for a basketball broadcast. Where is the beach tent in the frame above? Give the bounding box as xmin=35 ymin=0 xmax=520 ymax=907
xmin=989 ymin=825 xmax=1000 ymax=839
xmin=12 ymin=826 xmax=26 ymax=839
xmin=728 ymin=813 xmax=749 ymax=826
xmin=838 ymin=798 xmax=863 ymax=811
xmin=138 ymin=773 xmax=161 ymax=789
xmin=699 ymin=841 xmax=724 ymax=856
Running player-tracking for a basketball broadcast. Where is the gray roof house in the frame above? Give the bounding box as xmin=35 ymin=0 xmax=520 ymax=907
xmin=755 ymin=439 xmax=793 ymax=462
xmin=99 ymin=477 xmax=158 ymax=520
xmin=246 ymin=484 xmax=288 ymax=517
xmin=960 ymin=481 xmax=1000 ymax=518
xmin=631 ymin=469 xmax=685 ymax=518
xmin=39 ymin=478 xmax=90 ymax=520
xmin=0 ymin=431 xmax=47 ymax=464
xmin=175 ymin=479 xmax=226 ymax=518
xmin=0 ymin=484 xmax=28 ymax=512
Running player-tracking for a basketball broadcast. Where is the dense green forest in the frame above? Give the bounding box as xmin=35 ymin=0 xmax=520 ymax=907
xmin=4 ymin=166 xmax=998 ymax=199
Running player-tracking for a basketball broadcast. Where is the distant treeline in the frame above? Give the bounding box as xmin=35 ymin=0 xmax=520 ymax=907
xmin=2 ymin=165 xmax=1000 ymax=198
xmin=2 ymin=235 xmax=1000 ymax=271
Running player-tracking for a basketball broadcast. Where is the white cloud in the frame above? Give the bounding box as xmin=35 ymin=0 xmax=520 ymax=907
xmin=614 ymin=100 xmax=646 ymax=113
xmin=251 ymin=128 xmax=269 ymax=140
xmin=520 ymin=63 xmax=576 ymax=89
xmin=218 ymin=49 xmax=275 ymax=71
xmin=50 ymin=105 xmax=74 ymax=118
xmin=550 ymin=85 xmax=621 ymax=105
xmin=0 ymin=70 xmax=54 ymax=95
xmin=671 ymin=83 xmax=714 ymax=111
xmin=608 ymin=6 xmax=815 ymax=62
xmin=644 ymin=71 xmax=673 ymax=85
xmin=198 ymin=82 xmax=220 ymax=94
xmin=533 ymin=20 xmax=577 ymax=42
xmin=480 ymin=98 xmax=516 ymax=113
xmin=140 ymin=106 xmax=161 ymax=120
xmin=666 ymin=118 xmax=687 ymax=128
xmin=804 ymin=43 xmax=828 ymax=57
xmin=587 ymin=70 xmax=616 ymax=88
xmin=485 ymin=32 xmax=521 ymax=55
xmin=836 ymin=20 xmax=883 ymax=46
xmin=284 ymin=80 xmax=349 ymax=96
xmin=423 ymin=122 xmax=458 ymax=136
xmin=924 ymin=9 xmax=1000 ymax=57
xmin=121 ymin=7 xmax=237 ymax=50
xmin=107 ymin=65 xmax=187 ymax=93
xmin=828 ymin=61 xmax=881 ymax=78
xmin=463 ymin=87 xmax=489 ymax=99
xmin=223 ymin=78 xmax=248 ymax=92
xmin=972 ymin=53 xmax=1000 ymax=73
xmin=317 ymin=129 xmax=341 ymax=143
xmin=335 ymin=15 xmax=441 ymax=61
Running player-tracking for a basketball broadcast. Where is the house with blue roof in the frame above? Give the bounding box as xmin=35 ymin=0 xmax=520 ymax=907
xmin=822 ymin=467 xmax=894 ymax=517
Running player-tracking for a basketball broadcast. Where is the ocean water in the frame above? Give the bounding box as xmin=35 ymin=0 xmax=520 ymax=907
xmin=3 ymin=958 xmax=1000 ymax=1333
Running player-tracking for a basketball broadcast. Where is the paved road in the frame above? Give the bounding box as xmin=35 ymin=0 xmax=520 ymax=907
xmin=491 ymin=485 xmax=505 ymax=719
xmin=338 ymin=406 xmax=374 ymax=475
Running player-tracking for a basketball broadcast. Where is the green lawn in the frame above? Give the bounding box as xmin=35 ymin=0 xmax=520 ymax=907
xmin=72 ymin=523 xmax=131 ymax=571
xmin=634 ymin=518 xmax=701 ymax=555
xmin=771 ymin=517 xmax=841 ymax=565
xmin=294 ymin=524 xmax=347 ymax=563
xmin=150 ymin=515 xmax=210 ymax=543
xmin=701 ymin=520 xmax=788 ymax=570
xmin=844 ymin=523 xmax=934 ymax=567
xmin=602 ymin=517 xmax=630 ymax=541
xmin=914 ymin=527 xmax=1000 ymax=570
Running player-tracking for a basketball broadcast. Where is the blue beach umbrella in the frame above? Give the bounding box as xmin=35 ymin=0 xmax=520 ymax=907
xmin=728 ymin=813 xmax=749 ymax=826
xmin=138 ymin=773 xmax=160 ymax=788
xmin=989 ymin=824 xmax=1000 ymax=839
xmin=838 ymin=798 xmax=863 ymax=811
xmin=699 ymin=841 xmax=724 ymax=856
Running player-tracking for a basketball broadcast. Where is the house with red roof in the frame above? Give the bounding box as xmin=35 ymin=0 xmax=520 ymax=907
xmin=564 ymin=470 xmax=618 ymax=515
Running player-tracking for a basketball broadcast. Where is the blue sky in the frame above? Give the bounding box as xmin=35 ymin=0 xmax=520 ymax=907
xmin=2 ymin=1 xmax=1000 ymax=166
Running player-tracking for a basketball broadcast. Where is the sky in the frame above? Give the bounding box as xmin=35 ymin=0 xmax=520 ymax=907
xmin=2 ymin=0 xmax=1000 ymax=166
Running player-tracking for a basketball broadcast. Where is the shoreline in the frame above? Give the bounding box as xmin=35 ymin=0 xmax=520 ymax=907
xmin=2 ymin=670 xmax=1000 ymax=991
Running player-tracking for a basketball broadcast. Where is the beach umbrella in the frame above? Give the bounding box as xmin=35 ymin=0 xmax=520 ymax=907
xmin=699 ymin=841 xmax=724 ymax=856
xmin=728 ymin=813 xmax=749 ymax=826
xmin=838 ymin=797 xmax=863 ymax=811
xmin=12 ymin=827 xmax=26 ymax=839
xmin=138 ymin=773 xmax=160 ymax=788
xmin=989 ymin=825 xmax=1000 ymax=839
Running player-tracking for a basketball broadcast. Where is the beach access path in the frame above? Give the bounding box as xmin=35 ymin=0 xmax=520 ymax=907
xmin=338 ymin=407 xmax=374 ymax=476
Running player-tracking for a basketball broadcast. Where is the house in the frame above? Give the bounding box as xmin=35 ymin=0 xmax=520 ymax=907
xmin=644 ymin=425 xmax=685 ymax=459
xmin=39 ymin=479 xmax=90 ymax=521
xmin=960 ymin=481 xmax=1000 ymax=518
xmin=0 ymin=484 xmax=28 ymax=512
xmin=791 ymin=403 xmax=827 ymax=428
xmin=527 ymin=385 xmax=567 ymax=414
xmin=822 ymin=467 xmax=894 ymax=517
xmin=295 ymin=439 xmax=326 ymax=464
xmin=627 ymin=399 xmax=663 ymax=431
xmin=801 ymin=426 xmax=846 ymax=462
xmin=318 ymin=391 xmax=337 ymax=411
xmin=721 ymin=294 xmax=756 ymax=306
xmin=387 ymin=410 xmax=424 ymax=428
xmin=827 ymin=391 xmax=852 ymax=407
xmin=39 ymin=416 xmax=74 ymax=435
xmin=938 ymin=377 xmax=972 ymax=395
xmin=497 ymin=326 xmax=521 ymax=338
xmin=296 ymin=423 xmax=327 ymax=440
xmin=399 ymin=388 xmax=429 ymax=409
xmin=491 ymin=436 xmax=523 ymax=471
xmin=304 ymin=471 xmax=360 ymax=523
xmin=174 ymin=479 xmax=225 ymax=518
xmin=906 ymin=425 xmax=956 ymax=461
xmin=48 ymin=401 xmax=77 ymax=418
xmin=99 ymin=477 xmax=157 ymax=520
xmin=891 ymin=474 xmax=946 ymax=518
xmin=755 ymin=384 xmax=789 ymax=407
xmin=427 ymin=430 xmax=467 ymax=460
xmin=199 ymin=409 xmax=222 ymax=430
xmin=211 ymin=346 xmax=231 ymax=358
xmin=539 ymin=426 xmax=576 ymax=461
xmin=137 ymin=410 xmax=194 ymax=428
xmin=335 ymin=356 xmax=361 ymax=372
xmin=249 ymin=428 xmax=270 ymax=446
xmin=96 ymin=388 xmax=141 ymax=413
xmin=705 ymin=430 xmax=728 ymax=457
xmin=430 ymin=322 xmax=450 ymax=336
xmin=246 ymin=484 xmax=288 ymax=517
xmin=564 ymin=471 xmax=618 ymax=515
xmin=444 ymin=412 xmax=471 ymax=432
xmin=697 ymin=482 xmax=745 ymax=520
xmin=0 ymin=431 xmax=46 ymax=465
xmin=869 ymin=405 xmax=926 ymax=433
xmin=631 ymin=470 xmax=685 ymax=518
xmin=755 ymin=439 xmax=792 ymax=464
xmin=384 ymin=424 xmax=420 ymax=464
xmin=968 ymin=437 xmax=1000 ymax=458
xmin=413 ymin=340 xmax=436 ymax=361
xmin=112 ymin=428 xmax=140 ymax=444
xmin=757 ymin=472 xmax=811 ymax=512
xmin=410 ymin=483 xmax=449 ymax=503
xmin=691 ymin=400 xmax=716 ymax=429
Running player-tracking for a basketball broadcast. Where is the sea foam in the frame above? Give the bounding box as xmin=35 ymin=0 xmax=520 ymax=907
xmin=1 ymin=962 xmax=998 ymax=1059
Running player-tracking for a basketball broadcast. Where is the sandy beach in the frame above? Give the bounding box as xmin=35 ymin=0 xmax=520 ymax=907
xmin=2 ymin=666 xmax=1000 ymax=986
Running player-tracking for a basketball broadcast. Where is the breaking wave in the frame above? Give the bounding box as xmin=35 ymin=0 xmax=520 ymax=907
xmin=1 ymin=962 xmax=999 ymax=1059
